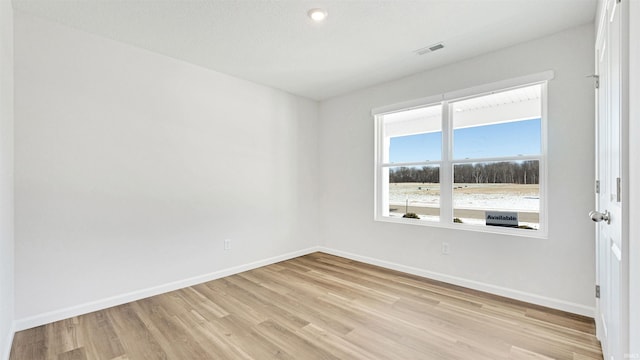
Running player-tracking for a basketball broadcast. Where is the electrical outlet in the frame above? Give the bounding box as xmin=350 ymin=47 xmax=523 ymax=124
xmin=224 ymin=239 xmax=231 ymax=250
xmin=441 ymin=242 xmax=450 ymax=255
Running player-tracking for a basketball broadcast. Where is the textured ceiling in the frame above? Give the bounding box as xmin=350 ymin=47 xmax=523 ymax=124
xmin=12 ymin=0 xmax=596 ymax=100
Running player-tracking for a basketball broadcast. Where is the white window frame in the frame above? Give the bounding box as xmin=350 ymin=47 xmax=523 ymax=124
xmin=373 ymin=71 xmax=553 ymax=238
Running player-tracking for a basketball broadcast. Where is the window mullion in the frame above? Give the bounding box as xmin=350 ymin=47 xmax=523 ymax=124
xmin=440 ymin=102 xmax=453 ymax=224
xmin=381 ymin=161 xmax=442 ymax=168
xmin=450 ymin=155 xmax=541 ymax=165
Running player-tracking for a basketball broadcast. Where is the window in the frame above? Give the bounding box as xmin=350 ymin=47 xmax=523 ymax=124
xmin=374 ymin=73 xmax=551 ymax=236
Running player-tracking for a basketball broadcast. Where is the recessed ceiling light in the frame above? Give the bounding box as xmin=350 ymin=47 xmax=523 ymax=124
xmin=308 ymin=8 xmax=327 ymax=22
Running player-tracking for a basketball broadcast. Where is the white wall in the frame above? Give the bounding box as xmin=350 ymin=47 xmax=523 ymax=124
xmin=13 ymin=12 xmax=320 ymax=326
xmin=319 ymin=24 xmax=596 ymax=314
xmin=0 ymin=0 xmax=14 ymax=358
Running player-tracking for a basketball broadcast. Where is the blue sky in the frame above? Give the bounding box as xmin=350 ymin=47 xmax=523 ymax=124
xmin=389 ymin=118 xmax=541 ymax=163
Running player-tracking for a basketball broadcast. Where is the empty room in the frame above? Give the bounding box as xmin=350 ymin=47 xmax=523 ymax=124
xmin=0 ymin=0 xmax=638 ymax=359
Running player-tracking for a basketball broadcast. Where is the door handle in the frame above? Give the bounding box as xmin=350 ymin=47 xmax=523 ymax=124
xmin=589 ymin=210 xmax=611 ymax=224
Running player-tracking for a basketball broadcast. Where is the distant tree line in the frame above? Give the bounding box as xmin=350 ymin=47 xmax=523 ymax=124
xmin=389 ymin=161 xmax=539 ymax=184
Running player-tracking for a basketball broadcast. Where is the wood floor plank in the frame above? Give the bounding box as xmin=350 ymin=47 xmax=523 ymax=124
xmin=77 ymin=311 xmax=125 ymax=359
xmin=56 ymin=347 xmax=87 ymax=360
xmin=214 ymin=314 xmax=295 ymax=359
xmin=9 ymin=326 xmax=46 ymax=360
xmin=232 ymin=273 xmax=354 ymax=336
xmin=44 ymin=319 xmax=81 ymax=358
xmin=105 ymin=303 xmax=169 ymax=360
xmin=10 ymin=252 xmax=603 ymax=360
xmin=299 ymin=322 xmax=383 ymax=360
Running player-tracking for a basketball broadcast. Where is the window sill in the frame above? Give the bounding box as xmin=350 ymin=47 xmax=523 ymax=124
xmin=375 ymin=215 xmax=548 ymax=239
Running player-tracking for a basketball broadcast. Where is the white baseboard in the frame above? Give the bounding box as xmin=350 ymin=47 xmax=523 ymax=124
xmin=14 ymin=246 xmax=321 ymax=332
xmin=318 ymin=247 xmax=595 ymax=317
xmin=13 ymin=244 xmax=595 ymax=333
xmin=2 ymin=321 xmax=15 ymax=360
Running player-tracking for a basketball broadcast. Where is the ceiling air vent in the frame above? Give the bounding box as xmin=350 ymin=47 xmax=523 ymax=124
xmin=414 ymin=42 xmax=444 ymax=55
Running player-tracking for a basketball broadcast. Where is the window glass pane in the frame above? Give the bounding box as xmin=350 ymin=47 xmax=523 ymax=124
xmin=385 ymin=165 xmax=440 ymax=222
xmin=389 ymin=132 xmax=441 ymax=163
xmin=452 ymin=84 xmax=542 ymax=159
xmin=452 ymin=161 xmax=539 ymax=229
xmin=382 ymin=105 xmax=441 ymax=163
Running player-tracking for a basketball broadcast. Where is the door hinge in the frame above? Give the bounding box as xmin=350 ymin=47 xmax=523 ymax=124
xmin=595 ymin=180 xmax=600 ymax=194
xmin=586 ymin=74 xmax=600 ymax=89
xmin=596 ymin=285 xmax=600 ymax=299
xmin=616 ymin=177 xmax=621 ymax=202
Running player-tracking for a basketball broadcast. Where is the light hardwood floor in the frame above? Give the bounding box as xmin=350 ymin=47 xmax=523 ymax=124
xmin=10 ymin=252 xmax=603 ymax=360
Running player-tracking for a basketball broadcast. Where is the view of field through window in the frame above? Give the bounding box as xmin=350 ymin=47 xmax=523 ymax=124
xmin=387 ymin=160 xmax=540 ymax=229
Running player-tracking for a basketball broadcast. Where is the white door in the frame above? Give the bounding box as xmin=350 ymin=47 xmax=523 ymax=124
xmin=593 ymin=0 xmax=626 ymax=359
